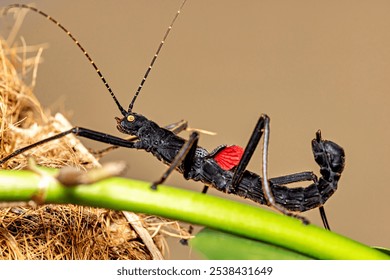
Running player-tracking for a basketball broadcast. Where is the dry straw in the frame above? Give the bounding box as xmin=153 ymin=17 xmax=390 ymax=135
xmin=0 ymin=14 xmax=187 ymax=260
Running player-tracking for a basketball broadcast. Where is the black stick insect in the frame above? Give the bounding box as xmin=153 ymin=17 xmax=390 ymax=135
xmin=1 ymin=0 xmax=345 ymax=229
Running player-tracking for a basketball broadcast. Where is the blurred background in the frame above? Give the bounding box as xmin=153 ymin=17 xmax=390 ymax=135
xmin=1 ymin=0 xmax=389 ymax=259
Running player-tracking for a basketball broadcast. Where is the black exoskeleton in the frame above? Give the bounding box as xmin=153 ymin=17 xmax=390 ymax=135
xmin=115 ymin=112 xmax=345 ymax=213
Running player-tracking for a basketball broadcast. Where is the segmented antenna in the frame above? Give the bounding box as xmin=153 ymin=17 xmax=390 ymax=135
xmin=128 ymin=0 xmax=187 ymax=112
xmin=1 ymin=5 xmax=121 ymax=116
xmin=3 ymin=1 xmax=187 ymax=115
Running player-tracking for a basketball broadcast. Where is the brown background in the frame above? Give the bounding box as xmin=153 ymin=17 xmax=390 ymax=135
xmin=2 ymin=0 xmax=390 ymax=259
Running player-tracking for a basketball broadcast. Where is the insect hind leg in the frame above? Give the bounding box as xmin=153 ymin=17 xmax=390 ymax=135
xmin=226 ymin=114 xmax=308 ymax=224
xmin=259 ymin=116 xmax=311 ymax=225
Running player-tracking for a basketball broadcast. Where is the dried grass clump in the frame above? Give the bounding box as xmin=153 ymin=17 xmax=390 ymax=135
xmin=0 ymin=19 xmax=188 ymax=259
xmin=0 ymin=41 xmax=98 ymax=170
xmin=0 ymin=205 xmax=152 ymax=260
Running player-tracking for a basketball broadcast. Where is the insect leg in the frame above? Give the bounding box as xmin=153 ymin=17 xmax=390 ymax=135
xmin=230 ymin=114 xmax=267 ymax=191
xmin=270 ymin=171 xmax=316 ymax=185
xmin=164 ymin=120 xmax=188 ymax=134
xmin=261 ymin=117 xmax=310 ymax=225
xmin=319 ymin=207 xmax=331 ymax=230
xmin=270 ymin=172 xmax=330 ymax=229
xmin=201 ymin=186 xmax=209 ymax=194
xmin=0 ymin=127 xmax=138 ymax=165
xmin=228 ymin=115 xmax=307 ymax=223
xmin=151 ymin=131 xmax=199 ymax=190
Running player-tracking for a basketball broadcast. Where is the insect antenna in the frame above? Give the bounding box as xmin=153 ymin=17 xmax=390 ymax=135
xmin=2 ymin=4 xmax=127 ymax=116
xmin=127 ymin=0 xmax=187 ymax=113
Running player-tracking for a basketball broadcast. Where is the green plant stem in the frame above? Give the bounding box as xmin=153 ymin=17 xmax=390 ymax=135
xmin=0 ymin=168 xmax=388 ymax=260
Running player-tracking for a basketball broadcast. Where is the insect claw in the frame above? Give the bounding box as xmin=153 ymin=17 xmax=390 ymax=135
xmin=179 ymin=239 xmax=189 ymax=246
xmin=286 ymin=212 xmax=310 ymax=226
xmin=179 ymin=225 xmax=193 ymax=246
xmin=300 ymin=216 xmax=310 ymax=226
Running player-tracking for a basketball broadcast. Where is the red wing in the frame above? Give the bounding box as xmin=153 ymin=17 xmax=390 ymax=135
xmin=213 ymin=145 xmax=244 ymax=171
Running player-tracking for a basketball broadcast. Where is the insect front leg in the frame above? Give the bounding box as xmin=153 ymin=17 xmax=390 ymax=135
xmin=0 ymin=127 xmax=139 ymax=166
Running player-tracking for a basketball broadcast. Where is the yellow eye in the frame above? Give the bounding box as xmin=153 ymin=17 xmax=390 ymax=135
xmin=127 ymin=115 xmax=135 ymax=122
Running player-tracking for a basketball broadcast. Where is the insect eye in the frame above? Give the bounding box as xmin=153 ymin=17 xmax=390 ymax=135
xmin=127 ymin=115 xmax=135 ymax=122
